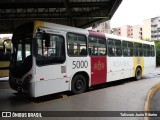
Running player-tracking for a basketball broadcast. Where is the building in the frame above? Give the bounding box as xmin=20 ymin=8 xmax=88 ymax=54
xmin=132 ymin=25 xmax=143 ymax=39
xmin=142 ymin=19 xmax=152 ymax=40
xmin=87 ymin=21 xmax=111 ymax=33
xmin=151 ymin=17 xmax=160 ymax=41
xmin=113 ymin=25 xmax=142 ymax=39
xmin=143 ymin=16 xmax=160 ymax=41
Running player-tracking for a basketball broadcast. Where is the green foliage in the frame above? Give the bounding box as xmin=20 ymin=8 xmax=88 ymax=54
xmin=142 ymin=38 xmax=153 ymax=42
xmin=0 ymin=39 xmax=11 ymax=49
xmin=4 ymin=39 xmax=11 ymax=49
xmin=156 ymin=42 xmax=160 ymax=66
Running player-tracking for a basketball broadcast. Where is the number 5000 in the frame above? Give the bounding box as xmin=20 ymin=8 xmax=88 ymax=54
xmin=72 ymin=60 xmax=88 ymax=69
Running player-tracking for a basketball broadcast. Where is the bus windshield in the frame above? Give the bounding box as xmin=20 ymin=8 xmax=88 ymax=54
xmin=11 ymin=35 xmax=32 ymax=78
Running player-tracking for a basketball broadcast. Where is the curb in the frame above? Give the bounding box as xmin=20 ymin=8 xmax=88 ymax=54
xmin=144 ymin=82 xmax=160 ymax=120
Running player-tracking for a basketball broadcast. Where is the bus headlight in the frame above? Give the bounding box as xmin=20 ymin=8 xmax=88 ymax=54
xmin=24 ymin=74 xmax=32 ymax=82
xmin=23 ymin=74 xmax=32 ymax=90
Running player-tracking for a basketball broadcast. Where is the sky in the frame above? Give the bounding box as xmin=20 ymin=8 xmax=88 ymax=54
xmin=111 ymin=0 xmax=160 ymax=28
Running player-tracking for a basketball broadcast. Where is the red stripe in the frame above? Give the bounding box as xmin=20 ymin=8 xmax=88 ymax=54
xmin=88 ymin=30 xmax=105 ymax=38
xmin=40 ymin=78 xmax=44 ymax=80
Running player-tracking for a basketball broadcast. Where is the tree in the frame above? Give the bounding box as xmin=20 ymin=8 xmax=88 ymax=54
xmin=156 ymin=42 xmax=160 ymax=66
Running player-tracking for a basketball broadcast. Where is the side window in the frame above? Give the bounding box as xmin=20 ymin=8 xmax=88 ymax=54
xmin=88 ymin=36 xmax=106 ymax=56
xmin=37 ymin=34 xmax=65 ymax=65
xmin=17 ymin=44 xmax=22 ymax=61
xmin=115 ymin=40 xmax=122 ymax=56
xmin=122 ymin=41 xmax=133 ymax=57
xmin=67 ymin=33 xmax=87 ymax=56
xmin=108 ymin=39 xmax=122 ymax=57
xmin=134 ymin=43 xmax=143 ymax=56
xmin=143 ymin=44 xmax=150 ymax=57
xmin=122 ymin=41 xmax=128 ymax=56
xmin=25 ymin=44 xmax=31 ymax=58
xmin=151 ymin=45 xmax=155 ymax=57
xmin=108 ymin=39 xmax=115 ymax=56
xmin=128 ymin=42 xmax=133 ymax=56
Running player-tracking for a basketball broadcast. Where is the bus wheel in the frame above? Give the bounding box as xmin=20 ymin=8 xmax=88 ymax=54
xmin=135 ymin=67 xmax=142 ymax=80
xmin=71 ymin=74 xmax=87 ymax=94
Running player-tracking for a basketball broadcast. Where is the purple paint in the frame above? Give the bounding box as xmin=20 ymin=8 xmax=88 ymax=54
xmin=88 ymin=30 xmax=105 ymax=38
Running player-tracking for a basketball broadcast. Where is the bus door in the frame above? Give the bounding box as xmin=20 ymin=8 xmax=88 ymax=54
xmin=91 ymin=57 xmax=107 ymax=85
xmin=88 ymin=35 xmax=107 ymax=85
xmin=35 ymin=32 xmax=68 ymax=94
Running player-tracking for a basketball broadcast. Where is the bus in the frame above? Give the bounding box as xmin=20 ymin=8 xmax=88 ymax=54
xmin=9 ymin=21 xmax=156 ymax=97
xmin=0 ymin=39 xmax=11 ymax=78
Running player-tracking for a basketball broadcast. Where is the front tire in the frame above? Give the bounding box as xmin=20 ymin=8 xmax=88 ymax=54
xmin=71 ymin=75 xmax=87 ymax=94
xmin=135 ymin=67 xmax=142 ymax=80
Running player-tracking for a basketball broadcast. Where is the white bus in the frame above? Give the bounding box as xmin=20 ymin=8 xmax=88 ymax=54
xmin=9 ymin=21 xmax=156 ymax=97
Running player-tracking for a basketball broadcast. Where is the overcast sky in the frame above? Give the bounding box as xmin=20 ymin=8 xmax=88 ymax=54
xmin=111 ymin=0 xmax=160 ymax=28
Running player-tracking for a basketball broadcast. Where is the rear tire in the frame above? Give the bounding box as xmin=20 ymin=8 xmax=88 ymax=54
xmin=71 ymin=74 xmax=87 ymax=94
xmin=135 ymin=67 xmax=142 ymax=80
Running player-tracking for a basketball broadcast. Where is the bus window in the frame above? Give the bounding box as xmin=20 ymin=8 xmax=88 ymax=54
xmin=122 ymin=41 xmax=133 ymax=57
xmin=151 ymin=45 xmax=155 ymax=56
xmin=122 ymin=41 xmax=128 ymax=56
xmin=115 ymin=40 xmax=122 ymax=56
xmin=108 ymin=39 xmax=122 ymax=57
xmin=134 ymin=43 xmax=143 ymax=56
xmin=88 ymin=36 xmax=106 ymax=56
xmin=17 ymin=43 xmax=22 ymax=61
xmin=36 ymin=34 xmax=65 ymax=65
xmin=108 ymin=39 xmax=115 ymax=56
xmin=143 ymin=44 xmax=150 ymax=57
xmin=67 ymin=33 xmax=87 ymax=56
xmin=128 ymin=42 xmax=133 ymax=56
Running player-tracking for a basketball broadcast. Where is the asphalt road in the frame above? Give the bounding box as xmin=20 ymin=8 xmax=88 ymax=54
xmin=0 ymin=68 xmax=160 ymax=120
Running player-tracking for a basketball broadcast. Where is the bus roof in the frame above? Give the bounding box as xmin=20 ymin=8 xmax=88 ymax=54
xmin=35 ymin=20 xmax=89 ymax=35
xmin=105 ymin=33 xmax=155 ymax=45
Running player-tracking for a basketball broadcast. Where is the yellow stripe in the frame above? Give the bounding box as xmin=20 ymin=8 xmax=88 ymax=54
xmin=0 ymin=70 xmax=9 ymax=77
xmin=133 ymin=40 xmax=144 ymax=76
xmin=34 ymin=21 xmax=44 ymax=33
xmin=133 ymin=57 xmax=144 ymax=76
xmin=0 ymin=61 xmax=10 ymax=77
xmin=0 ymin=61 xmax=10 ymax=67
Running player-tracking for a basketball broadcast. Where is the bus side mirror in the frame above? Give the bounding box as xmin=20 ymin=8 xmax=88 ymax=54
xmin=36 ymin=32 xmax=44 ymax=39
xmin=33 ymin=38 xmax=38 ymax=57
xmin=44 ymin=34 xmax=50 ymax=47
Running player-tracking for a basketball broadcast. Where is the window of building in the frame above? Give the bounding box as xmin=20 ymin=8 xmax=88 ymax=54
xmin=67 ymin=33 xmax=87 ymax=56
xmin=122 ymin=41 xmax=133 ymax=57
xmin=143 ymin=44 xmax=150 ymax=56
xmin=108 ymin=39 xmax=122 ymax=56
xmin=88 ymin=36 xmax=106 ymax=56
xmin=37 ymin=34 xmax=65 ymax=65
xmin=134 ymin=43 xmax=143 ymax=56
